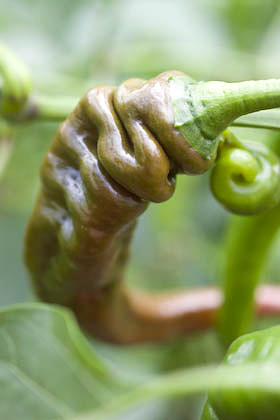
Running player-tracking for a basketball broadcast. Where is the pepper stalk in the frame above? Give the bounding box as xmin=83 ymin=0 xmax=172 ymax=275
xmin=169 ymin=75 xmax=280 ymax=161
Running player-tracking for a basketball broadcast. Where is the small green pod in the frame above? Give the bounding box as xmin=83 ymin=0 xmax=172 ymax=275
xmin=202 ymin=326 xmax=280 ymax=420
xmin=210 ymin=140 xmax=280 ymax=215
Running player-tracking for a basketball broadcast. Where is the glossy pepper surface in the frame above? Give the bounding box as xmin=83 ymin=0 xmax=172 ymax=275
xmin=24 ymin=71 xmax=214 ymax=343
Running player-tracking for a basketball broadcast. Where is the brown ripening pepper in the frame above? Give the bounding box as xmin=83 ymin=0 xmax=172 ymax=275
xmin=24 ymin=71 xmax=280 ymax=343
xmin=24 ymin=71 xmax=213 ymax=343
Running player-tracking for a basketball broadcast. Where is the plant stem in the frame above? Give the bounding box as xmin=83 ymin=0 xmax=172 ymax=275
xmin=32 ymin=95 xmax=78 ymax=121
xmin=1 ymin=91 xmax=279 ymax=132
xmin=219 ymin=204 xmax=280 ymax=345
xmin=0 ymin=94 xmax=78 ymax=123
xmin=0 ymin=43 xmax=32 ymax=115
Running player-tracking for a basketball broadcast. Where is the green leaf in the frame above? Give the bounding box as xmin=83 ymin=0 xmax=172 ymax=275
xmin=70 ymin=363 xmax=280 ymax=420
xmin=233 ymin=109 xmax=280 ymax=130
xmin=0 ymin=303 xmax=225 ymax=420
xmin=1 ymin=300 xmax=279 ymax=420
xmin=0 ymin=303 xmax=122 ymax=420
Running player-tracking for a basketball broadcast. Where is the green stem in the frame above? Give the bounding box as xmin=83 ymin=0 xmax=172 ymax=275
xmin=21 ymin=99 xmax=280 ymax=128
xmin=170 ymin=76 xmax=280 ymax=160
xmin=0 ymin=94 xmax=78 ymax=123
xmin=0 ymin=44 xmax=77 ymax=123
xmin=219 ymin=205 xmax=280 ymax=345
xmin=193 ymin=79 xmax=280 ymax=137
xmin=1 ymin=42 xmax=280 ymax=130
xmin=13 ymin=95 xmax=280 ymax=128
xmin=69 ymin=363 xmax=280 ymax=420
xmin=0 ymin=43 xmax=32 ymax=116
xmin=17 ymin=95 xmax=280 ymax=127
xmin=31 ymin=95 xmax=78 ymax=121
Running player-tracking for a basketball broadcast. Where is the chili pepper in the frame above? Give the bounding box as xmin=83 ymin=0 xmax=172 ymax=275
xmin=201 ymin=325 xmax=280 ymax=420
xmin=24 ymin=71 xmax=280 ymax=343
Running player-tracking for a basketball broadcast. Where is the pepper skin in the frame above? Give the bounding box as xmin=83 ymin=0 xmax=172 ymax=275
xmin=24 ymin=71 xmax=280 ymax=344
xmin=24 ymin=71 xmax=214 ymax=343
xmin=201 ymin=326 xmax=280 ymax=420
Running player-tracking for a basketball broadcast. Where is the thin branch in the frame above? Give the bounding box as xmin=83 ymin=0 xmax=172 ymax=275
xmin=0 ymin=43 xmax=32 ymax=116
xmin=3 ymin=92 xmax=280 ymax=131
xmin=30 ymin=95 xmax=78 ymax=122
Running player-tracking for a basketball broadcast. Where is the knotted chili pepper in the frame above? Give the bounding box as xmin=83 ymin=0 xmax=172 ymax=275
xmin=24 ymin=71 xmax=280 ymax=343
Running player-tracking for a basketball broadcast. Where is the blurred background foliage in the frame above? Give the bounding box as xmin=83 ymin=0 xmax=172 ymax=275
xmin=2 ymin=0 xmax=280 ymax=418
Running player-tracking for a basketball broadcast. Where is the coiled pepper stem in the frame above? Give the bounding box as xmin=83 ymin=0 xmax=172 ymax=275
xmin=210 ymin=130 xmax=280 ymax=215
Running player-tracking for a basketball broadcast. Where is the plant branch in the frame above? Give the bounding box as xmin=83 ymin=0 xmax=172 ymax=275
xmin=0 ymin=44 xmax=280 ymax=127
xmin=0 ymin=43 xmax=32 ymax=116
xmin=0 ymin=43 xmax=280 ymax=127
xmin=219 ymin=204 xmax=280 ymax=345
xmin=34 ymin=95 xmax=78 ymax=121
xmin=19 ymin=95 xmax=78 ymax=122
xmin=1 ymin=90 xmax=280 ymax=131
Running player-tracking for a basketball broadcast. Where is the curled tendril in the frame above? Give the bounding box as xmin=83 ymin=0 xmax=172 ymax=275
xmin=210 ymin=131 xmax=280 ymax=215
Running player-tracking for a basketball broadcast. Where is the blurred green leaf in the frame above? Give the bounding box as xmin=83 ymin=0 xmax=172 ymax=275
xmin=0 ymin=303 xmax=122 ymax=420
xmin=0 ymin=303 xmax=224 ymax=420
xmin=234 ymin=109 xmax=280 ymax=130
xmin=213 ymin=0 xmax=279 ymax=53
xmin=2 ymin=303 xmax=278 ymax=420
xmin=70 ymin=362 xmax=280 ymax=420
